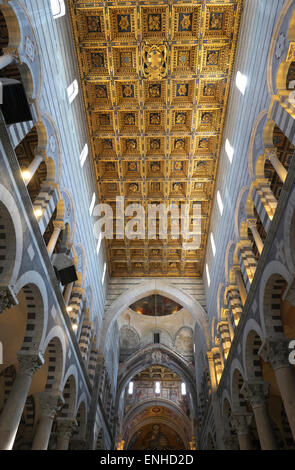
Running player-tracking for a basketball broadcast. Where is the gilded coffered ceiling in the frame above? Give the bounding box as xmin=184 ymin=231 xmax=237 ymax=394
xmin=69 ymin=0 xmax=242 ymax=278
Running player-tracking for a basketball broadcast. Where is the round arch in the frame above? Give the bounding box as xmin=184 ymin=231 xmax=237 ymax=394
xmin=259 ymin=260 xmax=291 ymax=339
xmin=0 ymin=184 xmax=23 ymax=288
xmin=242 ymin=319 xmax=265 ymax=382
xmin=100 ymin=280 xmax=210 ymax=352
xmin=15 ymin=270 xmax=48 ymax=354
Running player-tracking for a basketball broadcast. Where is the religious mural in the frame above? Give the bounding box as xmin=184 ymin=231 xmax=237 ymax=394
xmin=129 ymin=295 xmax=182 ymax=317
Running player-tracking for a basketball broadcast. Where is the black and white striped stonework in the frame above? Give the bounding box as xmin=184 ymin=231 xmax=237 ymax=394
xmin=2 ymin=366 xmax=16 ymax=408
xmin=227 ymin=303 xmax=237 ymax=333
xmin=271 ymin=98 xmax=295 ymax=147
xmin=237 ymin=245 xmax=257 ymax=292
xmin=69 ymin=288 xmax=84 ymax=325
xmin=0 ymin=203 xmax=15 ymax=280
xmin=34 ymin=186 xmax=59 ymax=236
xmin=217 ymin=322 xmax=231 ymax=358
xmin=44 ymin=340 xmax=60 ymax=393
xmin=264 ymin=277 xmax=285 ymax=336
xmin=21 ymin=285 xmax=42 ymax=352
xmin=227 ymin=287 xmax=243 ymax=327
xmin=247 ymin=333 xmax=262 ymax=380
xmin=88 ymin=346 xmax=99 ymax=388
xmin=213 ymin=350 xmax=223 ymax=382
xmin=252 ymin=184 xmax=276 ymax=233
xmin=8 ymin=121 xmax=34 ymax=149
xmin=79 ymin=322 xmax=93 ymax=362
xmin=22 ymin=396 xmax=35 ymax=440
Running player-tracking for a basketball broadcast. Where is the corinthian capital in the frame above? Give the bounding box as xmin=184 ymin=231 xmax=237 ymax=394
xmin=17 ymin=351 xmax=44 ymax=376
xmin=247 ymin=218 xmax=257 ymax=230
xmin=259 ymin=340 xmax=290 ymax=370
xmin=241 ymin=382 xmax=269 ymax=408
xmin=56 ymin=418 xmax=78 ymax=439
xmin=0 ymin=286 xmax=17 ymax=313
xmin=230 ymin=414 xmax=251 ymax=435
xmin=39 ymin=392 xmax=64 ymax=418
xmin=53 ymin=220 xmax=65 ymax=232
xmin=264 ymin=147 xmax=277 ymax=160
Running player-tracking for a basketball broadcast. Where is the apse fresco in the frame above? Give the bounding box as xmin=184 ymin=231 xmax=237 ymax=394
xmin=129 ymin=295 xmax=182 ymax=317
xmin=128 ymin=423 xmax=185 ymax=450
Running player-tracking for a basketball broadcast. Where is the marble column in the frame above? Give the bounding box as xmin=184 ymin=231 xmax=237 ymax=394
xmin=23 ymin=154 xmax=44 ymax=186
xmin=259 ymin=340 xmax=295 ymax=441
xmin=234 ymin=268 xmax=247 ymax=306
xmin=47 ymin=221 xmax=64 ymax=257
xmin=0 ymin=351 xmax=44 ymax=450
xmin=241 ymin=382 xmax=277 ymax=450
xmin=247 ymin=219 xmax=264 ymax=255
xmin=55 ymin=417 xmax=78 ymax=450
xmin=265 ymin=148 xmax=287 ymax=183
xmin=32 ymin=393 xmax=63 ymax=450
xmin=231 ymin=414 xmax=254 ymax=450
xmin=63 ymin=282 xmax=74 ymax=306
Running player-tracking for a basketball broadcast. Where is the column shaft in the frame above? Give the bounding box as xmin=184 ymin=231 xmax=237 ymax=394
xmin=253 ymin=404 xmax=277 ymax=450
xmin=23 ymin=155 xmax=43 ymax=186
xmin=275 ymin=366 xmax=295 ymax=441
xmin=56 ymin=434 xmax=71 ymax=451
xmin=249 ymin=225 xmax=264 ymax=255
xmin=237 ymin=432 xmax=254 ymax=450
xmin=47 ymin=226 xmax=62 ymax=257
xmin=0 ymin=372 xmax=33 ymax=449
xmin=269 ymin=154 xmax=287 ymax=183
xmin=32 ymin=415 xmax=54 ymax=450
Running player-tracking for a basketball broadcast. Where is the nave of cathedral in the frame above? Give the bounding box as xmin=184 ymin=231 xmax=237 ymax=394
xmin=0 ymin=0 xmax=295 ymax=451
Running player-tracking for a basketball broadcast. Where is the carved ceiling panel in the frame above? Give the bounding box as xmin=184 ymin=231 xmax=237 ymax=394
xmin=69 ymin=0 xmax=242 ymax=277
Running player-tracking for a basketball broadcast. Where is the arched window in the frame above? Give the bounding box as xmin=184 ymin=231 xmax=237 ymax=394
xmin=89 ymin=192 xmax=96 ymax=216
xmin=236 ymin=71 xmax=247 ymax=95
xmin=50 ymin=0 xmax=66 ymax=18
xmin=67 ymin=79 xmax=79 ymax=104
xmin=102 ymin=262 xmax=107 ymax=285
xmin=181 ymin=382 xmax=187 ymax=396
xmin=206 ymin=264 xmax=211 ymax=287
xmin=155 ymin=381 xmax=161 ymax=394
xmin=210 ymin=232 xmax=216 ymax=257
xmin=79 ymin=143 xmax=88 ymax=168
xmin=128 ymin=381 xmax=134 ymax=395
xmin=217 ymin=190 xmax=224 ymax=216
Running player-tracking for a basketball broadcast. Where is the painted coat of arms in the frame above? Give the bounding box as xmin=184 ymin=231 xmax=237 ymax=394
xmin=142 ymin=42 xmax=167 ymax=80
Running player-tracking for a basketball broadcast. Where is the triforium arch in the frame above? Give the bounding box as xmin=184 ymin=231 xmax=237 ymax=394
xmin=100 ymin=280 xmax=211 ymax=353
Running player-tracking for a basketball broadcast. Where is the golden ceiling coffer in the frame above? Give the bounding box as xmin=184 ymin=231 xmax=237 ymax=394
xmin=142 ymin=42 xmax=167 ymax=80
